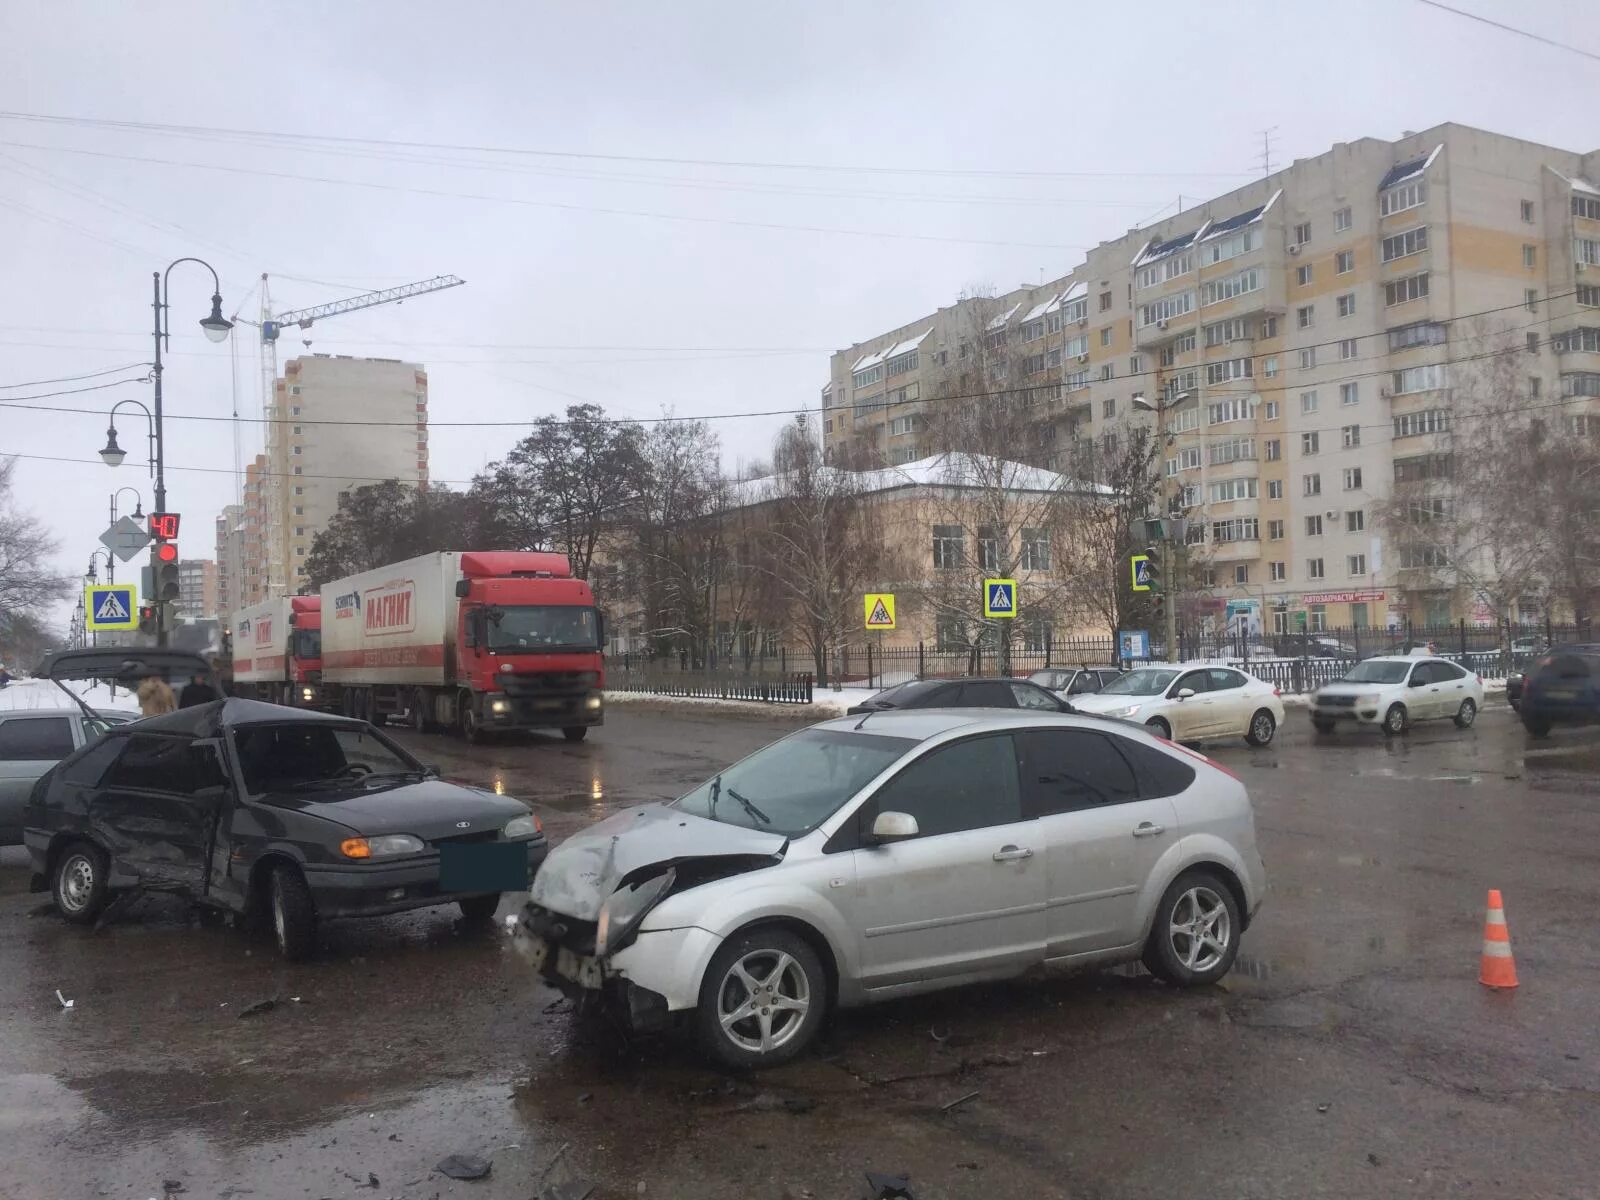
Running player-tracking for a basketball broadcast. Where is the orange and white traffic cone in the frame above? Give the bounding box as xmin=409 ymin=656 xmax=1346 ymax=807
xmin=1478 ymin=889 xmax=1519 ymax=989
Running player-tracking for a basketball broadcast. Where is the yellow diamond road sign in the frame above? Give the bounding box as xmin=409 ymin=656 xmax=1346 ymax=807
xmin=85 ymin=583 xmax=139 ymax=631
xmin=864 ymin=593 xmax=896 ymax=630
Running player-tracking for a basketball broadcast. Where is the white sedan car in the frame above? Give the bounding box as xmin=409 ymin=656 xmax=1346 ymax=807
xmin=1310 ymin=654 xmax=1484 ymax=735
xmin=1070 ymin=663 xmax=1285 ymax=746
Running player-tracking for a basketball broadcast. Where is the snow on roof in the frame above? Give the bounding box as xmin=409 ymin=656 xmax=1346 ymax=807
xmin=1557 ymin=171 xmax=1600 ymax=196
xmin=851 ymin=348 xmax=886 ymax=372
xmin=1378 ymin=145 xmax=1443 ymax=191
xmin=1132 ymin=226 xmax=1205 ymax=268
xmin=1021 ymin=295 xmax=1058 ymax=322
xmin=985 ymin=303 xmax=1021 ymax=331
xmin=728 ymin=452 xmax=1111 ymax=509
xmin=1060 ymin=280 xmax=1087 ymax=303
xmin=883 ymin=328 xmax=933 ymax=359
xmin=1201 ymin=189 xmax=1281 ymax=240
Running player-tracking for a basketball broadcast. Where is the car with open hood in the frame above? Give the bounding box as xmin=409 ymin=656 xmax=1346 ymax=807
xmin=23 ymin=649 xmax=546 ymax=959
xmin=1067 ymin=663 xmax=1284 ymax=746
xmin=1310 ymin=654 xmax=1482 ymax=735
xmin=510 ymin=709 xmax=1266 ymax=1068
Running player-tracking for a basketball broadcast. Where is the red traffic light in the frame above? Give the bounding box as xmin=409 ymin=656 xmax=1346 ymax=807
xmin=156 ymin=542 xmax=179 ymax=563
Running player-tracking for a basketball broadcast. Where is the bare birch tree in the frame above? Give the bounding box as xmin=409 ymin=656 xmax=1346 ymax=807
xmin=0 ymin=457 xmax=69 ymax=618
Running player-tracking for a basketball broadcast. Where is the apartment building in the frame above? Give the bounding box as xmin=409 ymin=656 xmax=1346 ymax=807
xmin=214 ymin=504 xmax=244 ymax=624
xmin=177 ymin=558 xmax=219 ymax=619
xmin=825 ymin=123 xmax=1600 ymax=632
xmin=260 ymin=355 xmax=429 ymax=594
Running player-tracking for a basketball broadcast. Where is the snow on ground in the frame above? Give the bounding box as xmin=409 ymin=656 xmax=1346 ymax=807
xmin=0 ymin=678 xmax=138 ymax=714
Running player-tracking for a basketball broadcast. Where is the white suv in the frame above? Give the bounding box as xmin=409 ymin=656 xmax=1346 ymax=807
xmin=1310 ymin=655 xmax=1483 ymax=735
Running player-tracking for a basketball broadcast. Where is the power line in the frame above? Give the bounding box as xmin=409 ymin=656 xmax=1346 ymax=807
xmin=0 ymin=362 xmax=148 ymax=389
xmin=0 ymin=111 xmax=1257 ymax=182
xmin=1413 ymin=0 xmax=1600 ymax=64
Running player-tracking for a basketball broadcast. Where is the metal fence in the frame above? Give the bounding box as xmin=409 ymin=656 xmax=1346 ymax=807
xmin=605 ymin=654 xmax=815 ymax=705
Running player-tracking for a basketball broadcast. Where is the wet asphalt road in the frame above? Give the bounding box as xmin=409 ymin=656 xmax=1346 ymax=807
xmin=3 ymin=698 xmax=1599 ymax=1200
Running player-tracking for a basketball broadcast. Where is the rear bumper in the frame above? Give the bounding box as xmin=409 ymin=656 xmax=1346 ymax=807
xmin=302 ymin=838 xmax=548 ymax=918
xmin=1521 ymin=700 xmax=1600 ymax=725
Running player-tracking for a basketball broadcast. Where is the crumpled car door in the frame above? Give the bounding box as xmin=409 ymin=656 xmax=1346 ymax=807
xmin=90 ymin=734 xmax=225 ymax=892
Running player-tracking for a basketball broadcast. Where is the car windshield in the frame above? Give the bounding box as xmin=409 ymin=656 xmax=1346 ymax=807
xmin=486 ymin=605 xmax=598 ymax=653
xmin=1099 ymin=668 xmax=1181 ymax=697
xmin=1342 ymin=660 xmax=1412 ymax=684
xmin=674 ymin=728 xmax=915 ymax=836
xmin=232 ymin=723 xmax=422 ymax=793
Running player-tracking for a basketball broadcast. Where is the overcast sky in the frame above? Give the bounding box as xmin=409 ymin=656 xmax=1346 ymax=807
xmin=2 ymin=0 xmax=1595 ymax=626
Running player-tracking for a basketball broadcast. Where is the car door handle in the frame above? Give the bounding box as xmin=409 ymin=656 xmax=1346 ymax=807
xmin=1132 ymin=822 xmax=1166 ymax=838
xmin=993 ymin=845 xmax=1034 ymax=862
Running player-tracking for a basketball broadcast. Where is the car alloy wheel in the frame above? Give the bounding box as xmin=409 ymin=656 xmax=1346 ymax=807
xmin=1246 ymin=709 xmax=1276 ymax=746
xmin=1455 ymin=699 xmax=1477 ymax=728
xmin=1384 ymin=704 xmax=1408 ymax=735
xmin=717 ymin=948 xmax=811 ymax=1056
xmin=1168 ymin=883 xmax=1231 ymax=974
xmin=58 ymin=852 xmax=96 ymax=915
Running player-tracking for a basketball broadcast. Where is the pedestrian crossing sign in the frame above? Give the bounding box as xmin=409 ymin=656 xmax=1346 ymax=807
xmin=864 ymin=593 xmax=896 ymax=630
xmin=983 ymin=578 xmax=1017 ymax=619
xmin=1131 ymin=554 xmax=1153 ymax=592
xmin=85 ymin=583 xmax=138 ymax=631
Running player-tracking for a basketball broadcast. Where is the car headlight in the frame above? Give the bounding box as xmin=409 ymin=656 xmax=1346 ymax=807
xmin=586 ymin=695 xmax=603 ymax=710
xmin=490 ymin=698 xmax=511 ymax=714
xmin=503 ymin=813 xmax=541 ymax=839
xmin=595 ymin=868 xmax=676 ymax=960
xmin=339 ymin=834 xmax=425 ymax=860
xmin=1113 ymin=704 xmax=1142 ymax=718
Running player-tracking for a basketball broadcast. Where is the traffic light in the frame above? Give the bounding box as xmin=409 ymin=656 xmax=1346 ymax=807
xmin=138 ymin=605 xmax=158 ymax=636
xmin=155 ymin=541 xmax=181 ymax=602
xmin=1142 ymin=545 xmax=1163 ymax=594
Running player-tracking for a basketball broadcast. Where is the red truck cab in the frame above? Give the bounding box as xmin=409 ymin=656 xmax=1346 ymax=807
xmin=289 ymin=596 xmax=328 ymax=708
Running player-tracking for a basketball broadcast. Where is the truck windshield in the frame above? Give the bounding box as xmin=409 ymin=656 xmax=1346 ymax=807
xmin=486 ymin=605 xmax=598 ymax=653
xmin=294 ymin=630 xmax=322 ymax=659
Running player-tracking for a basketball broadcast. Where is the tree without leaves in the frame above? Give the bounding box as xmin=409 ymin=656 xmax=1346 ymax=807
xmin=1056 ymin=425 xmax=1163 ymax=645
xmin=303 ymin=481 xmax=502 ymax=589
xmin=0 ymin=457 xmax=69 ymax=618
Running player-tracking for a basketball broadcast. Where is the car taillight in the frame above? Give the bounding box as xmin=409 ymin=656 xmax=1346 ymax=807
xmin=1273 ymin=685 xmax=1281 ymax=697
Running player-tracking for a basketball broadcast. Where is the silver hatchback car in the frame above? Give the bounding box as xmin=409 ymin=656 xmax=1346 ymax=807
xmin=513 ymin=710 xmax=1267 ymax=1067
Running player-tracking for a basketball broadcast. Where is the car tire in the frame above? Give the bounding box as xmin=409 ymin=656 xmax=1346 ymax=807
xmin=1382 ymin=703 xmax=1408 ymax=736
xmin=562 ymin=726 xmax=589 ymax=744
xmin=1144 ymin=716 xmax=1172 ymax=739
xmin=1522 ymin=713 xmax=1552 ymax=737
xmin=1245 ymin=708 xmax=1277 ymax=746
xmin=457 ymin=893 xmax=502 ymax=922
xmin=53 ymin=841 xmax=109 ymax=925
xmin=1312 ymin=718 xmax=1335 ymax=735
xmin=695 ymin=927 xmax=827 ymax=1069
xmin=1142 ymin=869 xmax=1241 ymax=987
xmin=268 ymin=864 xmax=318 ymax=961
xmin=1453 ymin=698 xmax=1477 ymax=729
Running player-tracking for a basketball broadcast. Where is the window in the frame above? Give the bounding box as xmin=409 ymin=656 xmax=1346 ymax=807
xmin=290 ymin=405 xmax=301 ymax=415
xmin=1199 ymin=268 xmax=1261 ymax=306
xmin=1021 ymin=528 xmax=1051 ymax=571
xmin=1268 ymin=520 xmax=1285 ymax=540
xmin=1381 ymin=225 xmax=1428 ymax=262
xmin=1135 ymin=252 xmax=1194 ymax=289
xmin=1335 ymin=206 xmax=1353 ymax=232
xmin=1267 ymin=479 xmax=1283 ymax=499
xmin=932 ymin=525 xmax=964 ymax=569
xmin=1531 ymin=376 xmax=1542 ymax=398
xmin=887 ymin=350 xmax=918 ymax=375
xmin=1347 ymin=509 xmax=1366 ymax=532
xmin=1405 ymin=498 xmax=1451 ymax=523
xmin=293 ymin=485 xmax=304 ymax=496
xmin=1389 ymin=321 xmax=1447 ymax=350
xmin=1299 ymin=347 xmax=1317 ymax=369
xmin=1137 ymin=292 xmax=1194 ymax=329
xmin=1300 ymin=390 xmax=1319 ymax=414
xmin=1099 ymin=364 xmax=1114 ymax=381
xmin=1293 ymin=221 xmax=1312 ymax=246
xmin=1337 ymin=293 xmax=1357 ymax=318
xmin=1523 ymin=244 xmax=1537 ymax=269
xmin=1129 ymin=355 xmax=1142 ymax=373
xmin=870 ymin=735 xmax=1021 ymax=837
xmin=1381 ymin=178 xmax=1427 ymax=216
xmin=1554 ymin=328 xmax=1600 ymax=354
xmin=1525 ymin=287 xmax=1540 ymax=311
xmin=1264 ymin=438 xmax=1282 ymax=461
xmin=1263 ymin=358 xmax=1280 ymax=379
xmin=1384 ymin=273 xmax=1430 ymax=306
xmin=1561 ymin=372 xmax=1600 ymax=397
xmin=1264 ymin=400 xmax=1280 ymax=419
xmin=1302 ymin=431 xmax=1320 ymax=455
xmin=1207 ymin=397 xmax=1251 ymax=425
xmin=1211 ymin=517 xmax=1260 ymax=543
xmin=293 ymin=467 xmax=302 ymax=475
xmin=1021 ymin=320 xmax=1045 ymax=344
xmin=1297 ymin=305 xmax=1315 ymax=329
xmin=1261 ymin=315 xmax=1279 ymax=339
xmin=1393 ymin=409 xmax=1449 ymax=437
xmin=1270 ymin=561 xmax=1287 ymax=582
xmin=1016 ymin=729 xmax=1146 ymax=814
xmin=1307 ymin=557 xmax=1326 ymax=579
xmin=1347 ymin=554 xmax=1367 ymax=577
xmin=888 ymin=414 xmax=922 ymax=436
xmin=1400 ymin=546 xmax=1450 ymax=569
xmin=1342 ymin=424 xmax=1361 ymax=448
xmin=1341 ymin=382 xmax=1360 ymax=405
xmin=852 ymin=363 xmax=884 ymax=388
xmin=293 ymin=505 xmax=303 ymax=516
xmin=1099 ymin=291 xmax=1113 ymax=312
xmin=0 ymin=715 xmax=74 ymax=760
xmin=1208 ymin=478 xmax=1259 ymax=502
xmin=1101 ymin=327 xmax=1114 ymax=347
xmin=1390 ymin=363 xmax=1447 ymax=394
xmin=1394 ymin=454 xmax=1453 ymax=483
xmin=1304 ymin=473 xmax=1322 ymax=496
xmin=1307 ymin=605 xmax=1328 ymax=632
xmin=1179 ymin=447 xmax=1202 ymax=470
xmin=1575 ymin=194 xmax=1600 ymax=221
xmin=1206 ymin=357 xmax=1253 ymax=386
xmin=1022 ymin=353 xmax=1046 ymax=376
xmin=1210 ymin=436 xmax=1256 ymax=465
xmin=1296 ymin=265 xmax=1314 ymax=286
xmin=104 ymin=734 xmax=223 ymax=795
xmin=1336 ymin=249 xmax=1354 ymax=274
xmin=1343 ymin=466 xmax=1363 ymax=490
xmin=1203 ymin=317 xmax=1251 ymax=347
xmin=1580 ymin=285 xmax=1600 ymax=307
xmin=1202 ymin=227 xmax=1259 ymax=265
xmin=978 ymin=526 xmax=1000 ymax=572
xmin=1179 ymin=483 xmax=1200 ymax=507
xmin=1522 ymin=199 xmax=1536 ymax=223
xmin=1064 ymin=333 xmax=1089 ymax=358
xmin=294 ymin=526 xmax=305 ymax=537
xmin=1064 ymin=368 xmax=1089 ymax=390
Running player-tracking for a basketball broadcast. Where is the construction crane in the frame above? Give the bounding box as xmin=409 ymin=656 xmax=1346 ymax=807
xmin=245 ymin=272 xmax=465 ymax=594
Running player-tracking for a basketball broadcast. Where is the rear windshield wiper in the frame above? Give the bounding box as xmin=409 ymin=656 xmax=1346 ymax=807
xmin=724 ymin=786 xmax=771 ymax=827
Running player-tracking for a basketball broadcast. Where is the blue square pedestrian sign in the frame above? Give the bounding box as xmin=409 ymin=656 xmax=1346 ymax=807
xmin=983 ymin=578 xmax=1017 ymax=619
xmin=85 ymin=583 xmax=138 ymax=631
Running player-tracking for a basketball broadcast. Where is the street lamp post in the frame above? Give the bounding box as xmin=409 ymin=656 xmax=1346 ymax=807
xmin=99 ymin=259 xmax=232 ymax=647
xmin=1132 ymin=389 xmax=1194 ymax=663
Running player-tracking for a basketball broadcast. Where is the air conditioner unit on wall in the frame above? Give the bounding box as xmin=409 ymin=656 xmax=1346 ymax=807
xmin=1157 ymin=319 xmax=1170 ymax=330
xmin=1077 ymin=353 xmax=1089 ymax=363
xmin=1326 ymin=510 xmax=1342 ymax=521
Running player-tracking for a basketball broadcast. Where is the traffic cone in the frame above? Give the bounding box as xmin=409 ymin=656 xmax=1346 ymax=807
xmin=1478 ymin=889 xmax=1519 ymax=989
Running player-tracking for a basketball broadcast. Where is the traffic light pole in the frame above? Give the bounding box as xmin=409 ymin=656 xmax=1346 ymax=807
xmin=150 ymin=271 xmax=170 ymax=647
xmin=1163 ymin=537 xmax=1178 ymax=662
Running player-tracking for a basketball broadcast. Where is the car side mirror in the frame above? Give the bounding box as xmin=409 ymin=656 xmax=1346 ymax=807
xmin=870 ymin=811 xmax=919 ymax=843
xmin=1176 ymin=687 xmax=1196 ymax=700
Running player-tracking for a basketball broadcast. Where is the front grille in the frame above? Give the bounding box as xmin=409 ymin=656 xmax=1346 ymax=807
xmin=432 ymin=829 xmax=500 ymax=847
xmin=1317 ymin=694 xmax=1357 ymax=708
xmin=502 ymin=670 xmax=598 ymax=698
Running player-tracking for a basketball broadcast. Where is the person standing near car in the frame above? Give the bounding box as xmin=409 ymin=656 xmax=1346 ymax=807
xmin=178 ymin=671 xmax=220 ymax=708
xmin=137 ymin=677 xmax=177 ymax=716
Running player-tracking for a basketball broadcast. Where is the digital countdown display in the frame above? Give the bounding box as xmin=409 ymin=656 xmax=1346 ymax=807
xmin=148 ymin=512 xmax=180 ymax=540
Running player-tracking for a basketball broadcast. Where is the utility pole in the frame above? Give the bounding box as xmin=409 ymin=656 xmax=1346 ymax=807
xmin=1133 ymin=389 xmax=1191 ymax=662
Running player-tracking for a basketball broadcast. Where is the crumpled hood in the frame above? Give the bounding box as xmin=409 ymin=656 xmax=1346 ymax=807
xmin=529 ymin=803 xmax=788 ymax=921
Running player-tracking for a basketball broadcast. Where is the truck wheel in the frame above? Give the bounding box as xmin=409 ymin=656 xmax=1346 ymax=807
xmin=562 ymin=726 xmax=589 ymax=743
xmin=459 ymin=699 xmax=488 ymax=744
xmin=409 ymin=689 xmax=431 ymax=733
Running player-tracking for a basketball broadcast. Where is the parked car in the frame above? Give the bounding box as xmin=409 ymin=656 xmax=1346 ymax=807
xmin=1309 ymin=655 xmax=1483 ymax=735
xmin=1028 ymin=666 xmax=1124 ymax=698
xmin=24 ymin=649 xmax=548 ymax=959
xmin=1276 ymin=635 xmax=1358 ymax=659
xmin=511 ymin=709 xmax=1266 ymax=1067
xmin=1068 ymin=663 xmax=1284 ymax=746
xmin=1 ymin=706 xmax=138 ymax=845
xmin=1519 ymin=644 xmax=1600 ymax=736
xmin=845 ymin=677 xmax=1070 ymax=716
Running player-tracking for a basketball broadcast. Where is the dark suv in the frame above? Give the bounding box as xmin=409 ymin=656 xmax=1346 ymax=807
xmin=1519 ymin=644 xmax=1600 ymax=735
xmin=845 ymin=677 xmax=1070 ymax=716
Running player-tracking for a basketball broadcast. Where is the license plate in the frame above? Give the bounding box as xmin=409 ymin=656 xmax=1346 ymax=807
xmin=1543 ymin=688 xmax=1578 ymax=701
xmin=438 ymin=842 xmax=531 ymax=892
xmin=534 ymin=699 xmax=564 ymax=711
